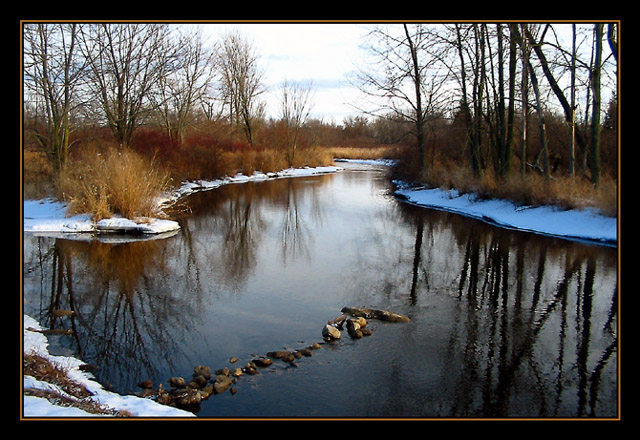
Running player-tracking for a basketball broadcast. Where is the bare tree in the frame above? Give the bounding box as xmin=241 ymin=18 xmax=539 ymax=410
xmin=353 ymin=24 xmax=452 ymax=174
xmin=23 ymin=23 xmax=85 ymax=169
xmin=150 ymin=25 xmax=215 ymax=144
xmin=79 ymin=23 xmax=172 ymax=148
xmin=512 ymin=24 xmax=550 ymax=178
xmin=214 ymin=31 xmax=266 ymax=146
xmin=589 ymin=23 xmax=604 ymax=185
xmin=279 ymin=79 xmax=314 ymax=166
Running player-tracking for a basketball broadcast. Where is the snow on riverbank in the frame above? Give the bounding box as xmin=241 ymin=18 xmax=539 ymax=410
xmin=394 ymin=184 xmax=617 ymax=246
xmin=23 ymin=165 xmax=344 ymax=239
xmin=338 ymin=159 xmax=617 ymax=246
xmin=334 ymin=158 xmax=397 ymax=167
xmin=23 ymin=315 xmax=194 ymax=418
xmin=156 ymin=166 xmax=344 ymax=207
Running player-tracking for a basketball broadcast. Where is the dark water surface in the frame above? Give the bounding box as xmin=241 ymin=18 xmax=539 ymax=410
xmin=22 ymin=163 xmax=618 ymax=418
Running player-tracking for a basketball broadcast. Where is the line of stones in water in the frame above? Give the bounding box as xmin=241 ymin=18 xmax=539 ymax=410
xmin=134 ymin=307 xmax=411 ymax=413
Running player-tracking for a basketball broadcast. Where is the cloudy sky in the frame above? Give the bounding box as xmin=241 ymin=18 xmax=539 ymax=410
xmin=203 ymin=22 xmax=373 ymax=124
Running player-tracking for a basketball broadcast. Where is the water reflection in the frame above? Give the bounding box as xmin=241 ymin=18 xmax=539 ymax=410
xmin=355 ymin=202 xmax=617 ymax=417
xmin=22 ymin=165 xmax=618 ymax=417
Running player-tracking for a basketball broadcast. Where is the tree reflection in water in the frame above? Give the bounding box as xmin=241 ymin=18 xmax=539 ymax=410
xmin=348 ymin=201 xmax=617 ymax=417
xmin=22 ymin=165 xmax=618 ymax=417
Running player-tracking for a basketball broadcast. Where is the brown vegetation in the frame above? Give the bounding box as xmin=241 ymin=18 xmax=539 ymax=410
xmin=23 ymin=351 xmax=132 ymax=416
xmin=58 ymin=144 xmax=171 ymax=221
xmin=392 ymin=126 xmax=618 ymax=217
xmin=23 ymin=112 xmax=617 ymax=220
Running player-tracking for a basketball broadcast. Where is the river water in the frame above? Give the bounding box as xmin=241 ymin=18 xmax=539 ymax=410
xmin=22 ymin=162 xmax=618 ymax=418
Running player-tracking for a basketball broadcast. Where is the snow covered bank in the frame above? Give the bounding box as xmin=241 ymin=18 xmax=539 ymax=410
xmin=334 ymin=158 xmax=397 ymax=167
xmin=157 ymin=165 xmax=344 ymax=207
xmin=23 ymin=315 xmax=194 ymax=418
xmin=23 ymin=165 xmax=344 ymax=239
xmin=23 ymin=198 xmax=181 ymax=237
xmin=394 ymin=184 xmax=617 ymax=246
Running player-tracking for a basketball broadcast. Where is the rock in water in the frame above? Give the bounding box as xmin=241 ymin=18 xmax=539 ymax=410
xmin=137 ymin=379 xmax=153 ymax=389
xmin=213 ymin=375 xmax=233 ymax=394
xmin=346 ymin=318 xmax=363 ymax=338
xmin=175 ymin=389 xmax=201 ymax=407
xmin=193 ymin=365 xmax=212 ymax=380
xmin=169 ymin=377 xmax=186 ymax=388
xmin=322 ymin=324 xmax=341 ymax=339
xmin=341 ymin=306 xmax=410 ymax=322
xmin=252 ymin=358 xmax=273 ymax=367
xmin=266 ymin=351 xmax=292 ymax=359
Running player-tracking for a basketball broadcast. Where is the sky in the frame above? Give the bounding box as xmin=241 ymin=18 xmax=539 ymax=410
xmin=196 ymin=22 xmax=617 ymax=125
xmin=202 ymin=23 xmax=373 ymax=124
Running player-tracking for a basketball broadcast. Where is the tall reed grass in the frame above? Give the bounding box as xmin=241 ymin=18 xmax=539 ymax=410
xmin=58 ymin=146 xmax=171 ymax=221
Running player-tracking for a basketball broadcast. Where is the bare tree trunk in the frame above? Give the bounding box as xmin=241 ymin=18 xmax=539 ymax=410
xmin=215 ymin=31 xmax=265 ymax=147
xmin=404 ymin=24 xmax=426 ymax=172
xmin=570 ymin=24 xmax=577 ymax=176
xmin=519 ymin=28 xmax=529 ymax=177
xmin=280 ymin=79 xmax=314 ymax=167
xmin=513 ymin=24 xmax=548 ymax=178
xmin=454 ymin=24 xmax=480 ymax=178
xmin=472 ymin=24 xmax=485 ymax=175
xmin=590 ymin=24 xmax=603 ymax=185
xmin=523 ymin=25 xmax=587 ymax=154
xmin=80 ymin=23 xmax=171 ymax=148
xmin=505 ymin=24 xmax=517 ymax=177
xmin=24 ymin=23 xmax=82 ymax=169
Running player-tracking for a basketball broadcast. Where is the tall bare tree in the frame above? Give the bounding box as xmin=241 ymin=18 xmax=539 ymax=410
xmin=79 ymin=23 xmax=171 ymax=148
xmin=589 ymin=23 xmax=604 ymax=185
xmin=279 ymin=79 xmax=314 ymax=166
xmin=24 ymin=23 xmax=85 ymax=169
xmin=512 ymin=24 xmax=550 ymax=178
xmin=354 ymin=24 xmax=451 ymax=175
xmin=215 ymin=31 xmax=265 ymax=146
xmin=151 ymin=25 xmax=215 ymax=144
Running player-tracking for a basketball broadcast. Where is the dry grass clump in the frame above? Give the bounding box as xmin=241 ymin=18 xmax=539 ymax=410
xmin=58 ymin=145 xmax=172 ymax=221
xmin=220 ymin=147 xmax=334 ymax=176
xmin=290 ymin=146 xmax=334 ymax=168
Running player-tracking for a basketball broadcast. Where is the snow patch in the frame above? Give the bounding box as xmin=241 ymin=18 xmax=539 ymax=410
xmin=394 ymin=185 xmax=617 ymax=246
xmin=23 ymin=315 xmax=194 ymax=418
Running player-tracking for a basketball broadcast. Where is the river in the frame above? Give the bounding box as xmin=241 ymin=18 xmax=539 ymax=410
xmin=22 ymin=162 xmax=618 ymax=418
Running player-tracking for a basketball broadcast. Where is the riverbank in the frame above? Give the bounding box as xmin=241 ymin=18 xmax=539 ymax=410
xmin=394 ymin=182 xmax=617 ymax=246
xmin=23 ymin=315 xmax=194 ymax=418
xmin=23 ymin=165 xmax=344 ymax=239
xmin=343 ymin=159 xmax=616 ymax=246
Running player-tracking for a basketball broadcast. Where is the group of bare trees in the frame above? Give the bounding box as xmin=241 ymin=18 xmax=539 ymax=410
xmin=23 ymin=23 xmax=288 ymax=169
xmin=25 ymin=22 xmax=618 ymax=186
xmin=355 ymin=23 xmax=618 ymax=185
